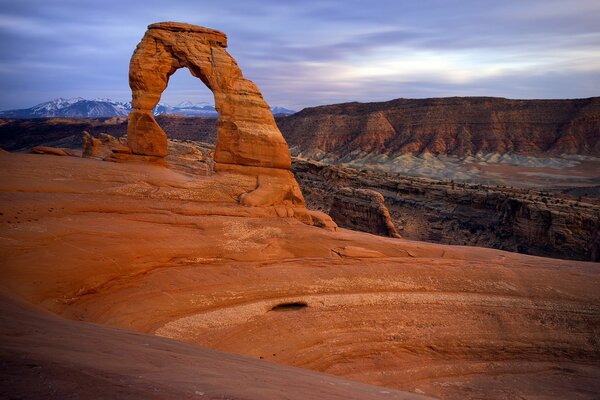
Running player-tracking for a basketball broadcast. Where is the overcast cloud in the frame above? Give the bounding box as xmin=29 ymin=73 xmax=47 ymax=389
xmin=0 ymin=0 xmax=598 ymax=110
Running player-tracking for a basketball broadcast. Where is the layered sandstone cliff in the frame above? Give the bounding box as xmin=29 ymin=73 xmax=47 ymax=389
xmin=4 ymin=97 xmax=599 ymax=160
xmin=277 ymin=97 xmax=600 ymax=158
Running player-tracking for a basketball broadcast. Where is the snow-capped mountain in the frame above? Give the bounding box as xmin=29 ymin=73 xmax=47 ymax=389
xmin=169 ymin=101 xmax=219 ymax=117
xmin=0 ymin=98 xmax=296 ymax=118
xmin=269 ymin=106 xmax=296 ymax=116
xmin=0 ymin=98 xmax=131 ymax=118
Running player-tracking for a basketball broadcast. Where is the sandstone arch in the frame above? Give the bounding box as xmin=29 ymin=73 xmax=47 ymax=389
xmin=127 ymin=22 xmax=291 ymax=170
xmin=126 ymin=22 xmax=337 ymax=227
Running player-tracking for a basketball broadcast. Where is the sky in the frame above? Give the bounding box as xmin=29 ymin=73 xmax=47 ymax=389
xmin=0 ymin=0 xmax=599 ymax=111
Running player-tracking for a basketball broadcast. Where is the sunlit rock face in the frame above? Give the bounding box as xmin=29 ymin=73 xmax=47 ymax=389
xmin=127 ymin=22 xmax=291 ymax=169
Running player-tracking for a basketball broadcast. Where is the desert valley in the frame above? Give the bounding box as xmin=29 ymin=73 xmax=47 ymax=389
xmin=1 ymin=7 xmax=599 ymax=400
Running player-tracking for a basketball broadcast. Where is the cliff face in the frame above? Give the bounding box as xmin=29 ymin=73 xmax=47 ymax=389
xmin=277 ymin=97 xmax=600 ymax=158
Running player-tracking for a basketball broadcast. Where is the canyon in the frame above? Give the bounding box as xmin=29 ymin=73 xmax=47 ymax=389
xmin=290 ymin=158 xmax=600 ymax=262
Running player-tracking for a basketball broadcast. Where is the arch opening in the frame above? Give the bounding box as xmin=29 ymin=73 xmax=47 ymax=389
xmin=152 ymin=67 xmax=219 ymax=144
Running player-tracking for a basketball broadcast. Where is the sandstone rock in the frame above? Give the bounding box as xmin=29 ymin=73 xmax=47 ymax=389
xmin=128 ymin=22 xmax=291 ymax=169
xmin=126 ymin=110 xmax=167 ymax=157
xmin=82 ymin=132 xmax=103 ymax=158
xmin=329 ymin=187 xmax=400 ymax=238
xmin=291 ymin=208 xmax=338 ymax=231
xmin=215 ymin=163 xmax=305 ymax=207
xmin=331 ymin=245 xmax=385 ymax=258
xmin=82 ymin=132 xmax=132 ymax=160
xmin=124 ymin=22 xmax=318 ymax=218
xmin=31 ymin=146 xmax=68 ymax=156
xmin=307 ymin=210 xmax=339 ymax=231
xmin=2 ymin=150 xmax=599 ymax=400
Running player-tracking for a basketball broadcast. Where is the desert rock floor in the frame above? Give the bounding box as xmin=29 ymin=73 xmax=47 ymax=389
xmin=1 ymin=151 xmax=599 ymax=399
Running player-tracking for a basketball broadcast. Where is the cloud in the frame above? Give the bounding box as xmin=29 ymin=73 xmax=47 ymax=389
xmin=0 ymin=0 xmax=598 ymax=110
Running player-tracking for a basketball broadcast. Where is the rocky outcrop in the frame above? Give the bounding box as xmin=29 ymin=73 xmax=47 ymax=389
xmin=82 ymin=132 xmax=131 ymax=160
xmin=277 ymin=97 xmax=600 ymax=158
xmin=329 ymin=187 xmax=400 ymax=238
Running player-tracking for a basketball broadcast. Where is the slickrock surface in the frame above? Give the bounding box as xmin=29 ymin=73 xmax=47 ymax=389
xmin=329 ymin=187 xmax=400 ymax=238
xmin=277 ymin=97 xmax=600 ymax=158
xmin=0 ymin=295 xmax=430 ymax=400
xmin=1 ymin=151 xmax=599 ymax=399
xmin=128 ymin=22 xmax=291 ymax=169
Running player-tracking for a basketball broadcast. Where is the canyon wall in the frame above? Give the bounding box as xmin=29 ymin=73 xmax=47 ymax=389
xmin=277 ymin=97 xmax=600 ymax=158
xmin=292 ymin=159 xmax=600 ymax=262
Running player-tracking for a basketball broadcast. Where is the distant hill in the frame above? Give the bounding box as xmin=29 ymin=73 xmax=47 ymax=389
xmin=276 ymin=96 xmax=600 ymax=158
xmin=0 ymin=98 xmax=296 ymax=118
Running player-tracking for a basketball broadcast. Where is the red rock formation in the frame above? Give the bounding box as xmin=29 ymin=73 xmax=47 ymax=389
xmin=125 ymin=22 xmax=322 ymax=216
xmin=82 ymin=132 xmax=131 ymax=160
xmin=277 ymin=97 xmax=600 ymax=158
xmin=30 ymin=146 xmax=68 ymax=156
xmin=128 ymin=22 xmax=291 ymax=169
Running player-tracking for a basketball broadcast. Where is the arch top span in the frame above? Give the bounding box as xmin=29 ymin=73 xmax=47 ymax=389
xmin=127 ymin=22 xmax=291 ymax=170
xmin=148 ymin=22 xmax=227 ymax=47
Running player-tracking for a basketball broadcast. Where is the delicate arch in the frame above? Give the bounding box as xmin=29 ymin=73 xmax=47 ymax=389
xmin=127 ymin=22 xmax=291 ymax=170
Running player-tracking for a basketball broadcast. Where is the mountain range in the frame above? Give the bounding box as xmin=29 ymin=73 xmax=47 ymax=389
xmin=0 ymin=98 xmax=296 ymax=118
